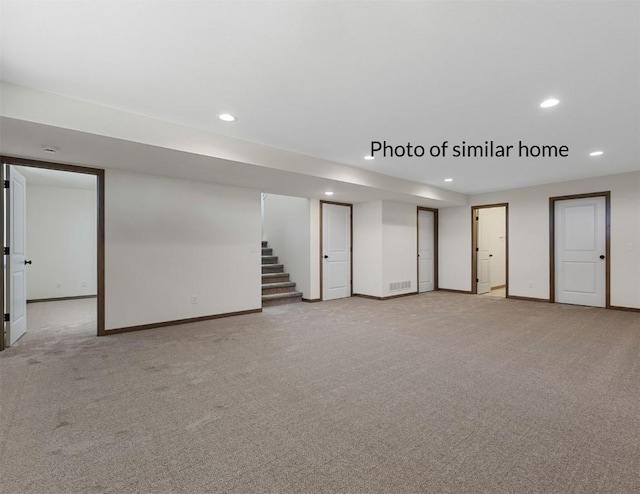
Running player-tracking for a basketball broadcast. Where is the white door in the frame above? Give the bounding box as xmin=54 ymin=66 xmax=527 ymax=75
xmin=418 ymin=209 xmax=435 ymax=292
xmin=476 ymin=209 xmax=491 ymax=294
xmin=322 ymin=203 xmax=351 ymax=300
xmin=9 ymin=167 xmax=28 ymax=345
xmin=555 ymin=196 xmax=606 ymax=307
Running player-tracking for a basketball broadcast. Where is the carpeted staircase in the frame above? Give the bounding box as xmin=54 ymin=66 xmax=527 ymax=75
xmin=261 ymin=241 xmax=302 ymax=306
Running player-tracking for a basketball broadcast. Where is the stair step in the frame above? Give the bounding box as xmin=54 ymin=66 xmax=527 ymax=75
xmin=262 ymin=282 xmax=297 ymax=295
xmin=262 ymin=291 xmax=303 ymax=307
xmin=262 ymin=264 xmax=284 ymax=274
xmin=262 ymin=272 xmax=291 ymax=283
xmin=258 ymin=243 xmax=298 ymax=303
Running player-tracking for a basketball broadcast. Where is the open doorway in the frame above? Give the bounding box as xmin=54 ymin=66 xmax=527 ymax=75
xmin=1 ymin=157 xmax=104 ymax=350
xmin=260 ymin=193 xmax=308 ymax=306
xmin=471 ymin=203 xmax=508 ymax=298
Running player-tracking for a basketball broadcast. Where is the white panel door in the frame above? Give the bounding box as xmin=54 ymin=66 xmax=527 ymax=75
xmin=555 ymin=196 xmax=606 ymax=307
xmin=322 ymin=203 xmax=351 ymax=300
xmin=418 ymin=209 xmax=435 ymax=292
xmin=9 ymin=167 xmax=28 ymax=345
xmin=476 ymin=209 xmax=491 ymax=294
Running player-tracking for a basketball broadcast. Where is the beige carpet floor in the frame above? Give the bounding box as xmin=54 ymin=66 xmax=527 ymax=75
xmin=482 ymin=287 xmax=506 ymax=298
xmin=1 ymin=294 xmax=639 ymax=493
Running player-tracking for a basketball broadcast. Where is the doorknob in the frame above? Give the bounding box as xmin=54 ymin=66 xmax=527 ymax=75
xmin=24 ymin=260 xmax=32 ymax=265
xmin=324 ymin=255 xmax=329 ymax=259
xmin=599 ymin=255 xmax=605 ymax=260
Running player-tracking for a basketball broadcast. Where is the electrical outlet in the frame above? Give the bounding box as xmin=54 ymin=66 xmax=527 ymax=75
xmin=191 ymin=296 xmax=198 ymax=305
xmin=529 ymin=281 xmax=534 ymax=288
xmin=56 ymin=282 xmax=62 ymax=289
xmin=81 ymin=281 xmax=87 ymax=287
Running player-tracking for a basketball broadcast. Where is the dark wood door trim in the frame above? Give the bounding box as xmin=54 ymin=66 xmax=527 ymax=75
xmin=417 ymin=207 xmax=439 ymax=291
xmin=549 ymin=191 xmax=610 ymax=308
xmin=1 ymin=163 xmax=5 ymax=351
xmin=0 ymin=155 xmax=106 ymax=346
xmin=470 ymin=203 xmax=509 ymax=296
xmin=320 ymin=200 xmax=353 ymax=301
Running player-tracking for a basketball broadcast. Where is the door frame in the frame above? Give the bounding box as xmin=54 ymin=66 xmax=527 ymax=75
xmin=1 ymin=156 xmax=106 ymax=350
xmin=471 ymin=203 xmax=509 ymax=296
xmin=549 ymin=191 xmax=610 ymax=307
xmin=416 ymin=206 xmax=439 ymax=291
xmin=319 ymin=200 xmax=353 ymax=301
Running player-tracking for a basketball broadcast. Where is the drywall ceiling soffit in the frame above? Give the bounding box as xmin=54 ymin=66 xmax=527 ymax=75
xmin=1 ymin=1 xmax=638 ymax=194
xmin=0 ymin=117 xmax=460 ymax=208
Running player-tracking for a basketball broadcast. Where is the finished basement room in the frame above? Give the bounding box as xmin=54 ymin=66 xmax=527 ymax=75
xmin=1 ymin=1 xmax=639 ymax=493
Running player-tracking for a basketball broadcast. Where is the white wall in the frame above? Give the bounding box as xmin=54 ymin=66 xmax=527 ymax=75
xmin=353 ymin=201 xmax=383 ymax=297
xmin=262 ymin=194 xmax=311 ymax=298
xmin=26 ymin=184 xmax=97 ymax=300
xmin=105 ymin=169 xmax=261 ymax=330
xmin=438 ymin=171 xmax=640 ymax=308
xmin=382 ymin=202 xmax=417 ymax=297
xmin=353 ymin=201 xmax=417 ymax=298
xmin=438 ymin=206 xmax=472 ymax=291
xmin=309 ymin=199 xmax=321 ymax=300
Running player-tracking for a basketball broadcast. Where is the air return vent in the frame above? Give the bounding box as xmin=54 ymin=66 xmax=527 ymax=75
xmin=389 ymin=281 xmax=411 ymax=292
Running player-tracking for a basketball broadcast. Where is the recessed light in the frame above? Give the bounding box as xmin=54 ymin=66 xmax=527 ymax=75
xmin=589 ymin=151 xmax=604 ymax=157
xmin=540 ymin=98 xmax=560 ymax=108
xmin=218 ymin=113 xmax=237 ymax=122
xmin=325 ymin=191 xmax=334 ymax=196
xmin=364 ymin=155 xmax=374 ymax=160
xmin=444 ymin=178 xmax=453 ymax=182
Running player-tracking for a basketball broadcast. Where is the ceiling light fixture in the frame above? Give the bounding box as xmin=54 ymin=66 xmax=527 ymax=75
xmin=540 ymin=98 xmax=560 ymax=108
xmin=444 ymin=178 xmax=453 ymax=182
xmin=589 ymin=151 xmax=604 ymax=157
xmin=325 ymin=191 xmax=334 ymax=196
xmin=364 ymin=155 xmax=374 ymax=160
xmin=218 ymin=113 xmax=237 ymax=122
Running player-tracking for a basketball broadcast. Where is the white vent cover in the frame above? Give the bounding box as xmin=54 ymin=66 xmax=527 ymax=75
xmin=389 ymin=281 xmax=411 ymax=291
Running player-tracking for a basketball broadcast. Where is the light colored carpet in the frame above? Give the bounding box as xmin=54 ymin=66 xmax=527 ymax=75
xmin=482 ymin=287 xmax=506 ymax=298
xmin=1 ymin=294 xmax=639 ymax=493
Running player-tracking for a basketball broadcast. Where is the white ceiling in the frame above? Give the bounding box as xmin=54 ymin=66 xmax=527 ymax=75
xmin=1 ymin=1 xmax=639 ymax=195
